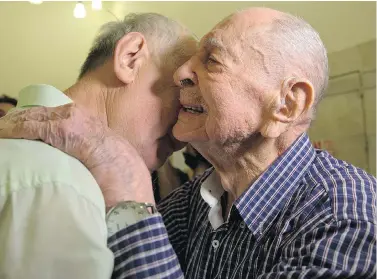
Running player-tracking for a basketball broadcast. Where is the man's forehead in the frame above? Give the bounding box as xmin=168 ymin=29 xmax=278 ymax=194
xmin=199 ymin=30 xmax=242 ymax=59
xmin=199 ymin=18 xmax=242 ymax=52
xmin=200 ymin=8 xmax=279 ymax=50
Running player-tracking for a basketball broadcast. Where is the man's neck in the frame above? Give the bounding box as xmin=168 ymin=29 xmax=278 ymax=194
xmin=64 ymin=78 xmax=109 ymax=127
xmin=205 ymin=132 xmax=302 ymax=203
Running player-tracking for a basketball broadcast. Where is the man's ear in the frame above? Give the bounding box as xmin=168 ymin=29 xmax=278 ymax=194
xmin=260 ymin=77 xmax=315 ymax=138
xmin=113 ymin=32 xmax=149 ymax=84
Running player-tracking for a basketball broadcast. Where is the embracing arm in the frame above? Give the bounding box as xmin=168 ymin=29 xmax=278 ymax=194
xmin=107 ymin=178 xmax=197 ymax=279
xmin=108 ymin=213 xmax=184 ymax=279
xmin=0 ymin=104 xmax=187 ymax=278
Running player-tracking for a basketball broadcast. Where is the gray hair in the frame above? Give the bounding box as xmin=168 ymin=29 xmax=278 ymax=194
xmin=79 ymin=13 xmax=188 ymax=79
xmin=267 ymin=13 xmax=329 ymax=106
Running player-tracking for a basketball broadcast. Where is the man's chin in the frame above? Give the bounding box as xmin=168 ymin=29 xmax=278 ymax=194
xmin=172 ymin=126 xmax=208 ymax=143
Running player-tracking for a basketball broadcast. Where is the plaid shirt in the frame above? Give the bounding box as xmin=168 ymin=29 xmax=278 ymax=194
xmin=108 ymin=133 xmax=376 ymax=278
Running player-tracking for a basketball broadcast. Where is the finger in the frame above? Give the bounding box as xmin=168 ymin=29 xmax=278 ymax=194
xmin=3 ymin=107 xmax=50 ymax=123
xmin=0 ymin=119 xmax=69 ymax=159
xmin=0 ymin=109 xmax=32 ymax=125
xmin=2 ymin=103 xmax=77 ymax=125
xmin=0 ymin=120 xmax=50 ymax=142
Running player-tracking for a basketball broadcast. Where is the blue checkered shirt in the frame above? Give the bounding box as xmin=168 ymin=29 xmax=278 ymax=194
xmin=108 ymin=133 xmax=376 ymax=278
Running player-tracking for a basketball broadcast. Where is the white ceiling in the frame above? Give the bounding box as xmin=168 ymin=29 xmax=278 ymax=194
xmin=0 ymin=1 xmax=375 ymax=97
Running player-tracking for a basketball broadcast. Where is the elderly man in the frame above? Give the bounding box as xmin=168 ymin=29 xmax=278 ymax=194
xmin=1 ymin=7 xmax=376 ymax=279
xmin=0 ymin=13 xmax=196 ymax=279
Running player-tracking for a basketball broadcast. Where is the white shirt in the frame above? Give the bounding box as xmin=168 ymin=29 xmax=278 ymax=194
xmin=200 ymin=169 xmax=226 ymax=229
xmin=0 ymin=85 xmax=113 ymax=278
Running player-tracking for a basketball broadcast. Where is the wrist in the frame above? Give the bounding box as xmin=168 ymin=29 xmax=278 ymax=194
xmin=104 ymin=190 xmax=156 ymax=212
xmin=106 ymin=201 xmax=158 ymax=236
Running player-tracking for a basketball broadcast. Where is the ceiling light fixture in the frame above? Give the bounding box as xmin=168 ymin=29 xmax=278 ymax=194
xmin=92 ymin=0 xmax=102 ymax=10
xmin=74 ymin=1 xmax=86 ymax=19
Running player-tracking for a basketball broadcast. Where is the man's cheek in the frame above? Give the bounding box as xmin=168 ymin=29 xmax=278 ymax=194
xmin=206 ymin=116 xmax=242 ymax=144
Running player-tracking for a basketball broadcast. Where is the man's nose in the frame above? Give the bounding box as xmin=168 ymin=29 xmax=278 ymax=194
xmin=173 ymin=59 xmax=198 ymax=88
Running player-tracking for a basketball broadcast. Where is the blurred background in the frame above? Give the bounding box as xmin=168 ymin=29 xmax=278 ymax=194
xmin=0 ymin=1 xmax=375 ymax=186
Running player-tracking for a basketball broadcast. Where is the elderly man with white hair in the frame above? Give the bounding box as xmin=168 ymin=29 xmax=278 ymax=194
xmin=1 ymin=7 xmax=376 ymax=279
xmin=0 ymin=13 xmax=196 ymax=279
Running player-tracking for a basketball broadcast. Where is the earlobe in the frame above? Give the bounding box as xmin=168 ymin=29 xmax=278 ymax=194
xmin=113 ymin=32 xmax=148 ymax=84
xmin=260 ymin=121 xmax=286 ymax=138
xmin=259 ymin=93 xmax=289 ymax=139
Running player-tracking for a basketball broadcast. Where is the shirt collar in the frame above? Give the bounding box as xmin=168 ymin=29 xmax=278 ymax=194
xmin=235 ymin=133 xmax=316 ymax=236
xmin=199 ymin=168 xmax=225 ymax=229
xmin=16 ymin=84 xmax=72 ymax=109
xmin=201 ymin=169 xmax=222 ymax=207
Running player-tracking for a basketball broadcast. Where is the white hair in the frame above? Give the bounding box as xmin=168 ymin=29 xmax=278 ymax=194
xmin=267 ymin=13 xmax=329 ymax=105
xmin=79 ymin=13 xmax=189 ymax=79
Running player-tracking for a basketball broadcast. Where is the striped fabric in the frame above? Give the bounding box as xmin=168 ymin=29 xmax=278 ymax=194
xmin=109 ymin=133 xmax=376 ymax=278
xmin=108 ymin=214 xmax=184 ymax=279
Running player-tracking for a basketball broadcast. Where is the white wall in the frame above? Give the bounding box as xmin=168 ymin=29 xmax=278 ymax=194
xmin=309 ymin=40 xmax=376 ymax=175
xmin=0 ymin=1 xmax=375 ymax=98
xmin=0 ymin=2 xmax=113 ymax=97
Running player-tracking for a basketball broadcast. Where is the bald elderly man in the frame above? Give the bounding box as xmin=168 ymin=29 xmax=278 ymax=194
xmin=1 ymin=7 xmax=376 ymax=279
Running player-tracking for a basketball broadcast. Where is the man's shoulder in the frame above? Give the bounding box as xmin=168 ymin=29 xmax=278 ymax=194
xmin=307 ymin=150 xmax=376 ymax=224
xmin=0 ymin=139 xmax=104 ymax=208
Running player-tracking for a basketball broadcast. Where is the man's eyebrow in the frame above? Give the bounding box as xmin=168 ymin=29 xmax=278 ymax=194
xmin=202 ymin=37 xmax=225 ymax=52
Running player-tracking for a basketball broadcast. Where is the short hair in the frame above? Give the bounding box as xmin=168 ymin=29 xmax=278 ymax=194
xmin=267 ymin=13 xmax=329 ymax=106
xmin=79 ymin=13 xmax=188 ymax=79
xmin=0 ymin=94 xmax=17 ymax=106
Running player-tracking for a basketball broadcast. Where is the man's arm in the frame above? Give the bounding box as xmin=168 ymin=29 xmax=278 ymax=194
xmin=107 ymin=177 xmax=199 ymax=279
xmin=0 ymin=183 xmax=114 ymax=279
xmin=108 ymin=214 xmax=184 ymax=279
xmin=259 ymin=219 xmax=376 ymax=279
xmin=0 ymin=105 xmax=190 ymax=278
xmin=157 ymin=181 xmax=194 ymax=268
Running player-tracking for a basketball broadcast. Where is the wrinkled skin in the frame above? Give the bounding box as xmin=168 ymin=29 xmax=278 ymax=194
xmin=0 ymin=103 xmax=153 ymax=208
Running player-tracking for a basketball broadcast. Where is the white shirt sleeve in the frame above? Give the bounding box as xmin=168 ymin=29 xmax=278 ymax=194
xmin=0 ymin=182 xmax=114 ymax=279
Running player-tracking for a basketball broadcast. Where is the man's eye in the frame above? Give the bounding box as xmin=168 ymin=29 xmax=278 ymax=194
xmin=207 ymin=56 xmax=217 ymax=64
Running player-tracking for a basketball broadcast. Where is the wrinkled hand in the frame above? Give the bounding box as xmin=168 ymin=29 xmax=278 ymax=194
xmin=0 ymin=103 xmax=154 ymax=208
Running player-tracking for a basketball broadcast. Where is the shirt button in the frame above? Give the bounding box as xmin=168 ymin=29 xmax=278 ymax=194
xmin=212 ymin=240 xmax=219 ymax=249
xmin=240 ymin=222 xmax=246 ymax=229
